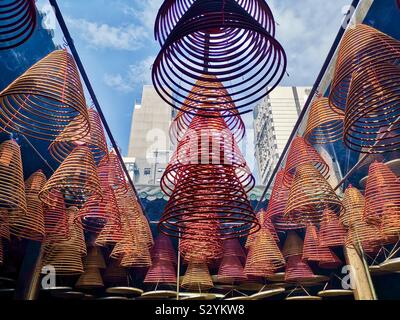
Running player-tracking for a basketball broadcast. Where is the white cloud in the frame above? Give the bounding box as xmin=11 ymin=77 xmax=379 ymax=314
xmin=121 ymin=0 xmax=163 ymax=31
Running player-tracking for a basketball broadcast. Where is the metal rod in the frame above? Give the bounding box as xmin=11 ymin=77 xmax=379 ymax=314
xmin=19 ymin=134 xmax=55 ymax=173
xmin=176 ymin=236 xmax=181 ymax=300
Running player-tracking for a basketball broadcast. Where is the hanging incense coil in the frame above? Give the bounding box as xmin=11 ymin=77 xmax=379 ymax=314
xmin=319 ymin=208 xmax=346 ymax=248
xmin=253 ymin=210 xmax=279 ymax=242
xmin=0 ymin=0 xmax=37 ymax=50
xmin=380 ymin=202 xmax=400 ymax=241
xmin=0 ymin=240 xmax=3 ymax=265
xmin=344 ymin=63 xmax=400 ymax=154
xmin=152 ymin=0 xmax=286 ymax=117
xmin=42 ymin=244 xmax=84 ymax=275
xmin=218 ymin=255 xmax=247 ymax=284
xmin=222 ymin=238 xmax=246 ymax=260
xmin=9 ymin=170 xmax=46 ymax=241
xmin=151 ymin=234 xmax=177 ymax=264
xmin=329 ymin=24 xmax=400 ymax=115
xmin=304 ymin=97 xmax=344 ymax=145
xmin=95 ymin=218 xmax=124 ymax=247
xmin=120 ymin=247 xmax=152 ymax=268
xmin=181 ymin=261 xmax=213 ymax=291
xmin=0 ymin=49 xmax=90 ymax=141
xmin=284 ymin=255 xmax=315 ymax=283
xmin=75 ymin=268 xmax=104 ymax=289
xmin=0 ymin=140 xmax=26 ymax=214
xmin=39 ymin=146 xmax=102 ymax=207
xmin=50 ymin=108 xmax=108 ymax=164
xmin=144 ymin=259 xmax=177 ymax=285
xmin=364 ymin=161 xmax=400 ymax=225
xmin=83 ymin=246 xmax=106 ymax=269
xmin=0 ymin=209 xmax=10 ymax=240
xmin=103 ymin=259 xmax=127 ymax=284
xmin=43 ymin=191 xmax=69 ymax=242
xmin=282 ymin=232 xmax=303 ymax=259
xmin=283 ymin=136 xmax=330 ymax=185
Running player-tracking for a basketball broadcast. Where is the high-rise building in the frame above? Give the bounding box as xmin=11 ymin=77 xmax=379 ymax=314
xmin=254 ymin=86 xmax=311 ymax=185
xmin=125 ymin=85 xmax=174 ymax=185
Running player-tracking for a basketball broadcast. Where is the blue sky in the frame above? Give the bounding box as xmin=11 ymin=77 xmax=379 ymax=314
xmin=36 ymin=0 xmax=351 ymax=175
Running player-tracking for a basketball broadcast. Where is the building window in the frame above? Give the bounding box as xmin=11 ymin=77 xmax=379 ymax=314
xmin=157 ymin=168 xmax=164 ymax=173
xmin=144 ymin=168 xmax=151 ymax=175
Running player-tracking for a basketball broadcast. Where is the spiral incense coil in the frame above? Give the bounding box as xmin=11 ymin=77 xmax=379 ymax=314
xmin=95 ymin=218 xmax=124 ymax=247
xmin=0 ymin=209 xmax=10 ymax=240
xmin=364 ymin=162 xmax=400 ymax=225
xmin=304 ymin=97 xmax=344 ymax=145
xmin=0 ymin=49 xmax=90 ymax=141
xmin=319 ymin=209 xmax=346 ymax=248
xmin=42 ymin=244 xmax=84 ymax=275
xmin=9 ymin=171 xmax=47 ymax=241
xmin=103 ymin=259 xmax=127 ymax=284
xmin=284 ymin=255 xmax=315 ymax=284
xmin=284 ymin=164 xmax=342 ymax=225
xmin=218 ymin=255 xmax=247 ymax=284
xmin=152 ymin=0 xmax=286 ymax=117
xmin=283 ymin=136 xmax=330 ymax=185
xmin=144 ymin=259 xmax=177 ymax=285
xmin=0 ymin=140 xmax=26 ymax=214
xmin=50 ymin=108 xmax=108 ymax=164
xmin=83 ymin=246 xmax=106 ymax=269
xmin=344 ymin=63 xmax=400 ymax=154
xmin=340 ymin=185 xmax=364 ymax=229
xmin=0 ymin=240 xmax=3 ymax=265
xmin=76 ymin=187 xmax=121 ymax=233
xmin=75 ymin=268 xmax=104 ymax=289
xmin=0 ymin=0 xmax=37 ymax=50
xmin=97 ymin=150 xmax=128 ymax=197
xmin=150 ymin=234 xmax=177 ymax=264
xmin=43 ymin=191 xmax=69 ymax=242
xmin=380 ymin=202 xmax=400 ymax=241
xmin=265 ymin=170 xmax=304 ymax=231
xmin=181 ymin=261 xmax=213 ymax=291
xmin=253 ymin=210 xmax=279 ymax=242
xmin=282 ymin=231 xmax=303 ymax=259
xmin=318 ymin=250 xmax=342 ymax=270
xmin=329 ymin=24 xmax=400 ymax=115
xmin=39 ymin=145 xmax=102 ymax=207
xmin=120 ymin=247 xmax=152 ymax=268
xmin=222 ymin=238 xmax=246 ymax=260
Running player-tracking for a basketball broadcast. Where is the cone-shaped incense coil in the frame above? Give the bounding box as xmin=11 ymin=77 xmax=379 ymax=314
xmin=282 ymin=232 xmax=303 ymax=259
xmin=144 ymin=259 xmax=177 ymax=285
xmin=255 ymin=210 xmax=279 ymax=242
xmin=151 ymin=234 xmax=177 ymax=264
xmin=84 ymin=246 xmax=106 ymax=269
xmin=285 ymin=255 xmax=315 ymax=283
xmin=0 ymin=240 xmax=3 ymax=265
xmin=42 ymin=244 xmax=84 ymax=275
xmin=181 ymin=261 xmax=213 ymax=291
xmin=39 ymin=146 xmax=102 ymax=207
xmin=0 ymin=0 xmax=37 ymax=50
xmin=75 ymin=267 xmax=104 ymax=289
xmin=50 ymin=108 xmax=108 ymax=163
xmin=218 ymin=255 xmax=247 ymax=283
xmin=283 ymin=136 xmax=330 ymax=185
xmin=330 ymin=24 xmax=400 ymax=114
xmin=341 ymin=185 xmax=364 ymax=228
xmin=95 ymin=218 xmax=124 ymax=247
xmin=344 ymin=63 xmax=400 ymax=154
xmin=9 ymin=171 xmax=47 ymax=241
xmin=284 ymin=164 xmax=343 ymax=225
xmin=304 ymin=97 xmax=344 ymax=145
xmin=0 ymin=209 xmax=10 ymax=240
xmin=318 ymin=250 xmax=342 ymax=270
xmin=103 ymin=259 xmax=127 ymax=284
xmin=97 ymin=150 xmax=128 ymax=196
xmin=319 ymin=209 xmax=346 ymax=247
xmin=222 ymin=239 xmax=246 ymax=260
xmin=364 ymin=162 xmax=400 ymax=225
xmin=120 ymin=247 xmax=152 ymax=268
xmin=43 ymin=191 xmax=69 ymax=242
xmin=0 ymin=49 xmax=90 ymax=140
xmin=381 ymin=202 xmax=400 ymax=240
xmin=0 ymin=140 xmax=26 ymax=214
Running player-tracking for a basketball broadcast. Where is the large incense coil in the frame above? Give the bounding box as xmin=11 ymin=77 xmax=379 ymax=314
xmin=42 ymin=244 xmax=84 ymax=275
xmin=284 ymin=255 xmax=315 ymax=283
xmin=43 ymin=191 xmax=69 ymax=242
xmin=364 ymin=162 xmax=400 ymax=225
xmin=9 ymin=171 xmax=47 ymax=241
xmin=181 ymin=261 xmax=213 ymax=291
xmin=151 ymin=234 xmax=177 ymax=264
xmin=282 ymin=232 xmax=303 ymax=259
xmin=329 ymin=24 xmax=400 ymax=115
xmin=266 ymin=170 xmax=304 ymax=231
xmin=95 ymin=218 xmax=124 ymax=247
xmin=97 ymin=150 xmax=128 ymax=197
xmin=317 ymin=250 xmax=342 ymax=270
xmin=283 ymin=137 xmax=330 ymax=185
xmin=120 ymin=247 xmax=152 ymax=268
xmin=222 ymin=238 xmax=246 ymax=260
xmin=344 ymin=63 xmax=400 ymax=154
xmin=244 ymin=250 xmax=275 ymax=278
xmin=75 ymin=268 xmax=104 ymax=289
xmin=50 ymin=108 xmax=108 ymax=164
xmin=254 ymin=210 xmax=279 ymax=242
xmin=340 ymin=185 xmax=364 ymax=228
xmin=0 ymin=140 xmax=26 ymax=214
xmin=0 ymin=209 xmax=10 ymax=240
xmin=153 ymin=0 xmax=286 ymax=117
xmin=39 ymin=146 xmax=103 ymax=207
xmin=103 ymin=259 xmax=127 ymax=284
xmin=319 ymin=208 xmax=346 ymax=248
xmin=218 ymin=255 xmax=247 ymax=284
xmin=0 ymin=0 xmax=37 ymax=50
xmin=284 ymin=164 xmax=343 ymax=225
xmin=0 ymin=49 xmax=90 ymax=141
xmin=144 ymin=259 xmax=177 ymax=285
xmin=83 ymin=246 xmax=106 ymax=269
xmin=304 ymin=97 xmax=344 ymax=145
xmin=380 ymin=202 xmax=400 ymax=240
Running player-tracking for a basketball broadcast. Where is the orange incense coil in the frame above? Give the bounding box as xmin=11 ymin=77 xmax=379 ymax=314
xmin=0 ymin=209 xmax=10 ymax=240
xmin=329 ymin=24 xmax=400 ymax=115
xmin=344 ymin=63 xmax=400 ymax=154
xmin=218 ymin=255 xmax=247 ymax=284
xmin=95 ymin=218 xmax=124 ymax=247
xmin=0 ymin=49 xmax=90 ymax=141
xmin=75 ymin=268 xmax=104 ymax=289
xmin=284 ymin=164 xmax=343 ymax=225
xmin=50 ymin=108 xmax=108 ymax=163
xmin=304 ymin=97 xmax=344 ymax=145
xmin=43 ymin=191 xmax=69 ymax=242
xmin=319 ymin=208 xmax=346 ymax=248
xmin=283 ymin=136 xmax=330 ymax=185
xmin=364 ymin=162 xmax=400 ymax=225
xmin=181 ymin=261 xmax=213 ymax=291
xmin=9 ymin=170 xmax=47 ymax=241
xmin=255 ymin=210 xmax=279 ymax=242
xmin=340 ymin=185 xmax=365 ymax=228
xmin=284 ymin=255 xmax=315 ymax=283
xmin=83 ymin=246 xmax=106 ymax=269
xmin=282 ymin=231 xmax=303 ymax=259
xmin=144 ymin=259 xmax=177 ymax=285
xmin=0 ymin=140 xmax=26 ymax=214
xmin=0 ymin=240 xmax=3 ymax=265
xmin=380 ymin=202 xmax=400 ymax=240
xmin=42 ymin=244 xmax=84 ymax=275
xmin=39 ymin=146 xmax=103 ymax=207
xmin=97 ymin=150 xmax=128 ymax=196
xmin=151 ymin=234 xmax=177 ymax=264
xmin=120 ymin=246 xmax=152 ymax=268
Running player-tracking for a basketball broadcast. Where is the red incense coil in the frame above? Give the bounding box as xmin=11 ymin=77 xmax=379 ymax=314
xmin=344 ymin=63 xmax=400 ymax=154
xmin=39 ymin=145 xmax=103 ymax=207
xmin=0 ymin=49 xmax=90 ymax=141
xmin=304 ymin=97 xmax=344 ymax=145
xmin=144 ymin=259 xmax=177 ymax=285
xmin=284 ymin=164 xmax=343 ymax=225
xmin=50 ymin=108 xmax=108 ymax=163
xmin=282 ymin=231 xmax=303 ymax=259
xmin=181 ymin=261 xmax=214 ymax=291
xmin=222 ymin=238 xmax=246 ymax=260
xmin=218 ymin=255 xmax=247 ymax=284
xmin=43 ymin=191 xmax=69 ymax=242
xmin=150 ymin=234 xmax=177 ymax=264
xmin=95 ymin=218 xmax=123 ymax=247
xmin=284 ymin=255 xmax=315 ymax=283
xmin=364 ymin=161 xmax=400 ymax=225
xmin=319 ymin=208 xmax=346 ymax=248
xmin=0 ymin=0 xmax=37 ymax=50
xmin=75 ymin=268 xmax=104 ymax=289
xmin=152 ymin=0 xmax=286 ymax=117
xmin=380 ymin=202 xmax=400 ymax=240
